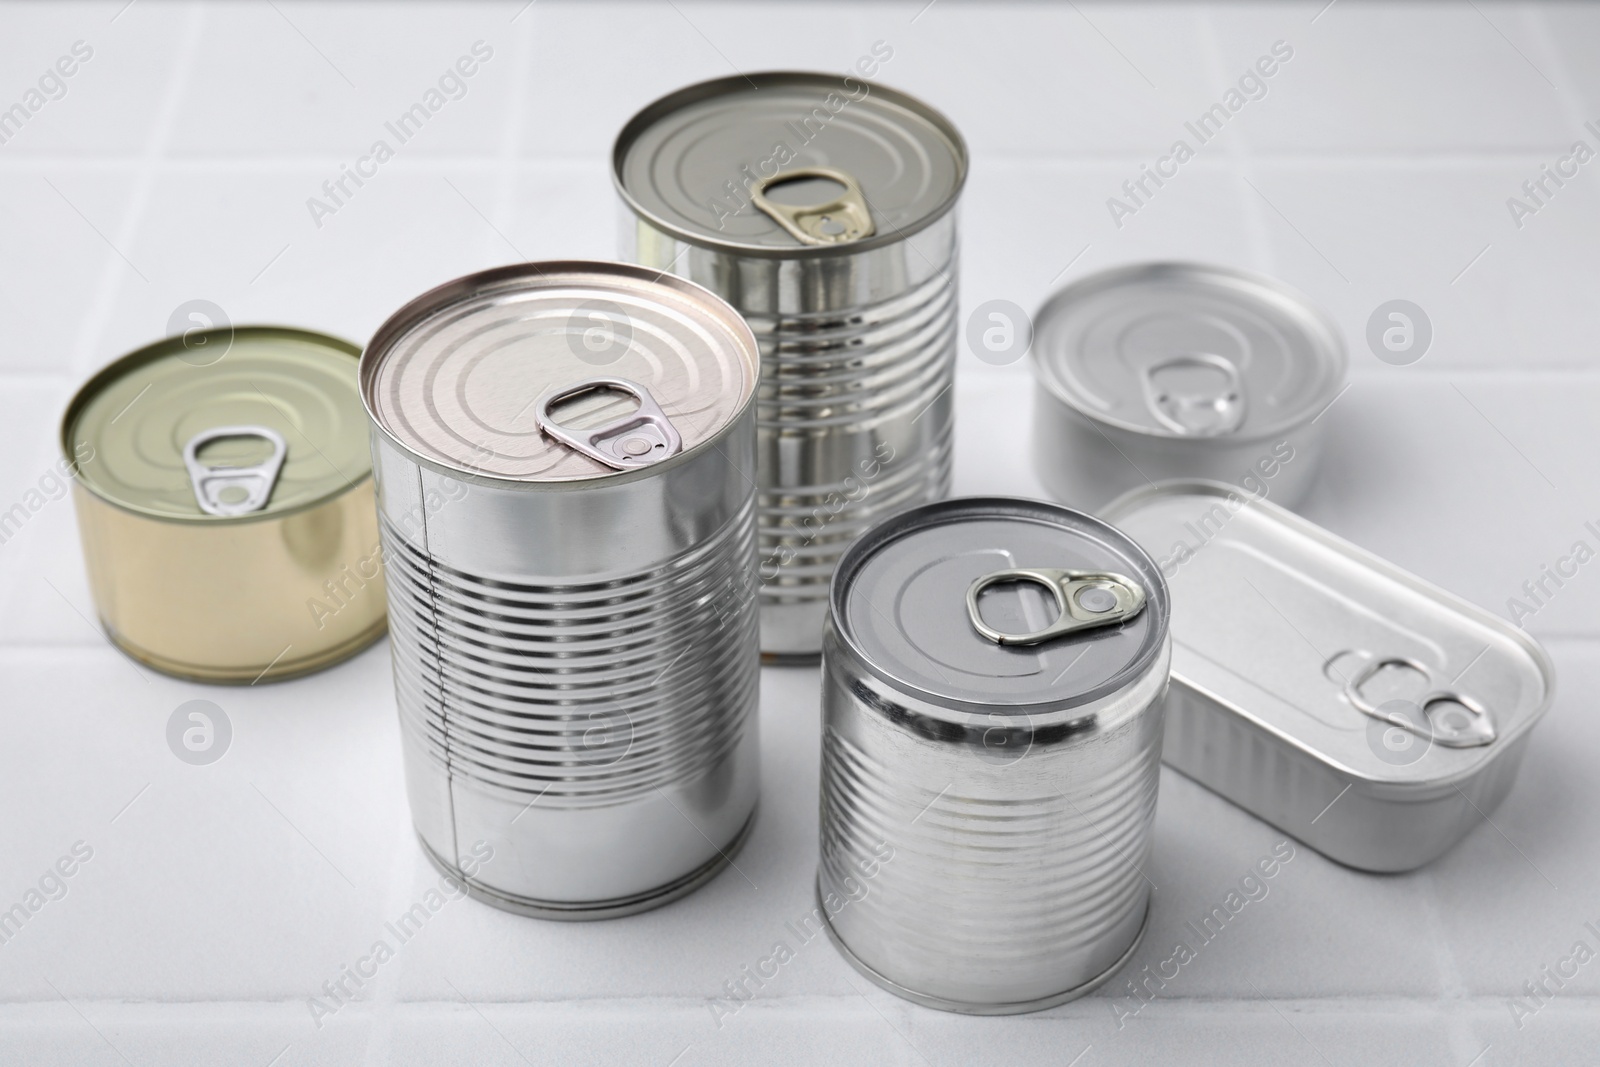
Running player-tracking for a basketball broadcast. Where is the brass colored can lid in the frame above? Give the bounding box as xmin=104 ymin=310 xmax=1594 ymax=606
xmin=62 ymin=326 xmax=369 ymax=522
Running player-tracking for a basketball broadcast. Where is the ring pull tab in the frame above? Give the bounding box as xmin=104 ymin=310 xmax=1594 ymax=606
xmin=749 ymin=166 xmax=876 ymax=247
xmin=1343 ymin=656 xmax=1498 ymax=749
xmin=966 ymin=568 xmax=1147 ymax=647
xmin=183 ymin=425 xmax=288 ymax=517
xmin=533 ymin=377 xmax=683 ymax=471
xmin=1142 ymin=353 xmax=1247 ymax=436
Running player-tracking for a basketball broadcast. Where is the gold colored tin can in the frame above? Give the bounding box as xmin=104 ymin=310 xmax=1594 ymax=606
xmin=61 ymin=326 xmax=386 ymax=683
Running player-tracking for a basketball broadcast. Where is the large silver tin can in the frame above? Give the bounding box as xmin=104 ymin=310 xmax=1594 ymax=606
xmin=819 ymin=498 xmax=1172 ymax=1013
xmin=361 ymin=262 xmax=762 ymax=919
xmin=1103 ymin=480 xmax=1555 ymax=872
xmin=1031 ymin=263 xmax=1347 ymax=511
xmin=613 ymin=71 xmax=968 ymax=659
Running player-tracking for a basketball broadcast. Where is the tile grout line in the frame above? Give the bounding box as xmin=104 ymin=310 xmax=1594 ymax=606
xmin=357 ymin=14 xmax=539 ymax=1064
xmin=355 ymin=793 xmax=430 ymax=1067
xmin=1415 ymin=868 xmax=1487 ymax=1064
xmin=1524 ymin=4 xmax=1593 ymax=131
xmin=66 ymin=1 xmax=206 ymax=381
xmin=1194 ymin=6 xmax=1277 ymax=278
xmin=490 ymin=3 xmax=538 ymax=260
xmin=1 ymin=4 xmax=208 ymax=667
xmin=4 ymin=149 xmax=1598 ymax=173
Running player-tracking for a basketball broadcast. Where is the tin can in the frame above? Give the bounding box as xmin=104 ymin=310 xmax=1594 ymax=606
xmin=613 ymin=71 xmax=969 ymax=659
xmin=361 ymin=261 xmax=762 ymax=919
xmin=61 ymin=326 xmax=385 ymax=683
xmin=1030 ymin=262 xmax=1347 ymax=511
xmin=1102 ymin=480 xmax=1556 ymax=872
xmin=818 ymin=497 xmax=1171 ymax=1013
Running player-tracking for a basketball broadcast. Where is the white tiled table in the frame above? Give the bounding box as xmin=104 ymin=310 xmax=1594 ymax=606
xmin=2 ymin=2 xmax=1597 ymax=1063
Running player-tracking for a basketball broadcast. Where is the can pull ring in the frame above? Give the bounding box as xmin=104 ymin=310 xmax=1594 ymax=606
xmin=749 ymin=166 xmax=876 ymax=247
xmin=1343 ymin=656 xmax=1497 ymax=749
xmin=1141 ymin=353 xmax=1247 ymax=437
xmin=533 ymin=377 xmax=684 ymax=471
xmin=967 ymin=569 xmax=1146 ymax=647
xmin=183 ymin=425 xmax=288 ymax=517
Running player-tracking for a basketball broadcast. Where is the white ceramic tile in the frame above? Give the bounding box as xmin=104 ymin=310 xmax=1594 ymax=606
xmin=956 ymin=162 xmax=1268 ymax=386
xmin=0 ymin=1003 xmax=371 ymax=1067
xmin=1424 ymin=640 xmax=1600 ymax=994
xmin=389 ymin=665 xmax=831 ymax=1003
xmin=84 ymin=166 xmax=522 ymax=374
xmin=0 ymin=646 xmax=406 ymax=1000
xmin=1209 ymin=1 xmax=1572 ymax=153
xmin=1246 ymin=164 xmax=1600 ymax=373
xmin=0 ymin=173 xmax=142 ymax=373
xmin=166 ymin=2 xmax=516 ymax=158
xmin=1297 ymin=375 xmax=1600 ymax=640
xmin=875 ymin=2 xmax=1220 ymax=159
xmin=0 ymin=1 xmax=191 ymax=156
xmin=3 ymin=0 xmax=1600 ymax=1057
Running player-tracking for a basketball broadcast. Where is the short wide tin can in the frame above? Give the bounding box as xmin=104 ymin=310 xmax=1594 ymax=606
xmin=819 ymin=497 xmax=1171 ymax=1013
xmin=1031 ymin=263 xmax=1347 ymax=511
xmin=1103 ymin=480 xmax=1555 ymax=872
xmin=62 ymin=326 xmax=385 ymax=682
xmin=362 ymin=261 xmax=762 ymax=919
xmin=614 ymin=71 xmax=968 ymax=659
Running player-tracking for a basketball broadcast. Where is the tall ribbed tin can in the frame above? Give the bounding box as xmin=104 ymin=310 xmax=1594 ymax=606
xmin=613 ymin=71 xmax=968 ymax=659
xmin=819 ymin=498 xmax=1171 ymax=1013
xmin=361 ymin=262 xmax=762 ymax=919
xmin=61 ymin=326 xmax=385 ymax=683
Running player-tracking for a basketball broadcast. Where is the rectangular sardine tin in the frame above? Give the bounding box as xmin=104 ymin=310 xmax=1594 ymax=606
xmin=1101 ymin=480 xmax=1554 ymax=872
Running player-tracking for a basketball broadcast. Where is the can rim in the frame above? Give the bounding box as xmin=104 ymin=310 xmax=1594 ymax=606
xmin=59 ymin=325 xmax=372 ymax=526
xmin=1101 ymin=478 xmax=1558 ymax=793
xmin=815 ymin=872 xmax=1151 ymax=1014
xmin=828 ymin=495 xmax=1171 ymax=715
xmin=359 ymin=260 xmax=761 ymax=491
xmin=1029 ymin=261 xmax=1349 ymax=446
xmin=612 ymin=70 xmax=969 ymax=260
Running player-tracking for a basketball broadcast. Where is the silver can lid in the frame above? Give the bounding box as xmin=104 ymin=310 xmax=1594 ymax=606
xmin=1032 ymin=263 xmax=1347 ymax=442
xmin=613 ymin=71 xmax=967 ymax=256
xmin=831 ymin=498 xmax=1169 ymax=711
xmin=361 ymin=261 xmax=759 ymax=482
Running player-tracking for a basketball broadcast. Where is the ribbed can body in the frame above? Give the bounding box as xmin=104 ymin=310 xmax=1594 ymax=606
xmin=818 ymin=621 xmax=1170 ymax=1012
xmin=625 ymin=213 xmax=959 ymax=657
xmin=371 ymin=405 xmax=761 ymax=918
